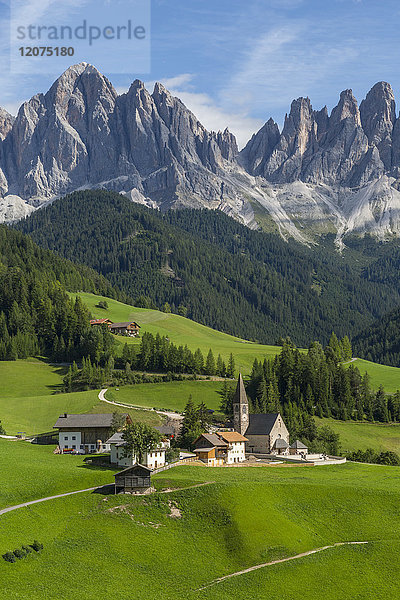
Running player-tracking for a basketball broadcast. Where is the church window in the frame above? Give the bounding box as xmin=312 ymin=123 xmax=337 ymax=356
xmin=242 ymin=405 xmax=247 ymax=413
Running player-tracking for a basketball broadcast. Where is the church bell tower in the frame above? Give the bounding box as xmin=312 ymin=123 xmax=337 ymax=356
xmin=233 ymin=373 xmax=249 ymax=435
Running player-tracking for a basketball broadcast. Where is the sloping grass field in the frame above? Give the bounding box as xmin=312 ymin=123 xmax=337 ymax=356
xmin=72 ymin=292 xmax=283 ymax=373
xmin=316 ymin=417 xmax=400 ymax=454
xmin=105 ymin=380 xmax=224 ymax=413
xmin=0 ymin=459 xmax=399 ymax=599
xmin=73 ymin=292 xmax=400 ymax=392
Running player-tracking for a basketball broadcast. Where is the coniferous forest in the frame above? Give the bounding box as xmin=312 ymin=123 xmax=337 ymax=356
xmin=0 ymin=226 xmax=119 ymax=362
xmin=15 ymin=190 xmax=400 ymax=348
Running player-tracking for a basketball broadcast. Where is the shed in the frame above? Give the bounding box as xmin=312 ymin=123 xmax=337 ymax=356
xmin=114 ymin=464 xmax=152 ymax=493
xmin=273 ymin=438 xmax=289 ymax=455
xmin=289 ymin=440 xmax=308 ymax=455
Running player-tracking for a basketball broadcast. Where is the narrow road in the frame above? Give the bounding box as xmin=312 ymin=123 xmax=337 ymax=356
xmin=197 ymin=541 xmax=369 ymax=590
xmin=98 ymin=389 xmax=183 ymax=421
xmin=0 ymin=487 xmax=101 ymax=516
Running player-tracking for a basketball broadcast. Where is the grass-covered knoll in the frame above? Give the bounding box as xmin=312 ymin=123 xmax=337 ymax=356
xmin=350 ymin=358 xmax=400 ymax=393
xmin=105 ymin=380 xmax=224 ymax=413
xmin=0 ymin=359 xmax=65 ymax=397
xmin=316 ymin=417 xmax=400 ymax=454
xmin=0 ymin=438 xmax=116 ymax=509
xmin=0 ymin=390 xmax=99 ymax=435
xmin=72 ymin=292 xmax=284 ymax=373
xmin=0 ymin=462 xmax=399 ymax=599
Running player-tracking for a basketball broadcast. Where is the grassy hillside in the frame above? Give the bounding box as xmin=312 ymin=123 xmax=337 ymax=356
xmin=316 ymin=417 xmax=400 ymax=454
xmin=105 ymin=380 xmax=224 ymax=413
xmin=74 ymin=292 xmax=400 ymax=392
xmin=349 ymin=358 xmax=400 ymax=393
xmin=71 ymin=292 xmax=283 ymax=373
xmin=0 ymin=438 xmax=116 ymax=509
xmin=0 ymin=461 xmax=399 ymax=599
xmin=0 ymin=359 xmax=66 ymax=397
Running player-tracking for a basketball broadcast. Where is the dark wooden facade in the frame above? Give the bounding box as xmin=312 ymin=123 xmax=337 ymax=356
xmin=114 ymin=464 xmax=152 ymax=493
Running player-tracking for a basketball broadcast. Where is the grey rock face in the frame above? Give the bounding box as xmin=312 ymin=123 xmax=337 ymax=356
xmin=3 ymin=65 xmax=400 ymax=243
xmin=0 ymin=63 xmax=243 ymax=221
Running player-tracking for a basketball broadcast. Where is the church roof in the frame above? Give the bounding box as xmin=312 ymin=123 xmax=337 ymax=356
xmin=234 ymin=373 xmax=248 ymax=405
xmin=245 ymin=413 xmax=280 ymax=435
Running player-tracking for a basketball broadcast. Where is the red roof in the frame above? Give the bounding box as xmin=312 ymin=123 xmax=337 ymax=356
xmin=90 ymin=318 xmax=113 ymax=325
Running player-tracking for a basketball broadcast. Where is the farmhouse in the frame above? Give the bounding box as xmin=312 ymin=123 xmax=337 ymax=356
xmin=54 ymin=413 xmax=131 ymax=454
xmin=233 ymin=374 xmax=290 ymax=455
xmin=193 ymin=431 xmax=248 ymax=465
xmin=109 ymin=321 xmax=140 ymax=337
xmin=106 ymin=431 xmax=170 ymax=469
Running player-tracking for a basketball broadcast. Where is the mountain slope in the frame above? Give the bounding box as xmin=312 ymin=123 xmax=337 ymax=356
xmin=15 ymin=189 xmax=400 ymax=346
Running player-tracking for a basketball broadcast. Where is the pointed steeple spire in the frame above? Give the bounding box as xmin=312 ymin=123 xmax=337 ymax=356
xmin=233 ymin=373 xmax=249 ymax=435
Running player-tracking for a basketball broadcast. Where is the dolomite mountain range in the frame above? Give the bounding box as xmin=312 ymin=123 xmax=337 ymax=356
xmin=2 ymin=62 xmax=400 ymax=245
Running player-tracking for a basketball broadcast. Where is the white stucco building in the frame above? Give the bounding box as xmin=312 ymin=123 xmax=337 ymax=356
xmin=106 ymin=432 xmax=170 ymax=469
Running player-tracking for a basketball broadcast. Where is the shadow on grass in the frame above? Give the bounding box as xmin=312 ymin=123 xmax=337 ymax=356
xmin=77 ymin=455 xmax=118 ymax=473
xmin=92 ymin=484 xmax=116 ymax=495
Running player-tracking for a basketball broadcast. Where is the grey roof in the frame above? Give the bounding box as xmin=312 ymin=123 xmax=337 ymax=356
xmin=106 ymin=432 xmax=124 ymax=444
xmin=193 ymin=447 xmax=215 ymax=453
xmin=234 ymin=373 xmax=248 ymax=406
xmin=54 ymin=413 xmax=128 ymax=429
xmin=245 ymin=413 xmax=280 ymax=436
xmin=114 ymin=464 xmax=152 ymax=476
xmin=273 ymin=438 xmax=289 ymax=449
xmin=290 ymin=440 xmax=308 ymax=449
xmin=194 ymin=433 xmax=228 ymax=448
xmin=155 ymin=425 xmax=175 ymax=436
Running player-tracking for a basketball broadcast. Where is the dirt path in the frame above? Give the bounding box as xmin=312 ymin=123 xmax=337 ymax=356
xmin=197 ymin=541 xmax=369 ymax=590
xmin=341 ymin=357 xmax=357 ymax=365
xmin=98 ymin=388 xmax=183 ymax=421
xmin=0 ymin=487 xmax=100 ymax=516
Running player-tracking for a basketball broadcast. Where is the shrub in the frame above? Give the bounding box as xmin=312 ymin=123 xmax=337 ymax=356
xmin=22 ymin=545 xmax=32 ymax=554
xmin=13 ymin=548 xmax=26 ymax=559
xmin=30 ymin=540 xmax=44 ymax=552
xmin=2 ymin=552 xmax=16 ymax=563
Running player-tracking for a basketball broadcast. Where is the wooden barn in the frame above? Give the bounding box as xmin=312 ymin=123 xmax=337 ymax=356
xmin=109 ymin=321 xmax=141 ymax=337
xmin=114 ymin=464 xmax=152 ymax=493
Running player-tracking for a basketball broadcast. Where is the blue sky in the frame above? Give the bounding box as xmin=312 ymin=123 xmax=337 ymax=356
xmin=1 ymin=0 xmax=400 ymax=146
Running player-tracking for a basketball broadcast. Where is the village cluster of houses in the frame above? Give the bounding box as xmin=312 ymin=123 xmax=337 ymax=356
xmin=90 ymin=318 xmax=140 ymax=337
xmin=53 ymin=375 xmax=310 ymax=491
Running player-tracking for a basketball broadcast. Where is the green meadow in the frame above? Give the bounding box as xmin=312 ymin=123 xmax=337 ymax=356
xmin=316 ymin=417 xmax=400 ymax=454
xmin=0 ymin=460 xmax=399 ymax=599
xmin=105 ymin=380 xmax=224 ymax=413
xmin=71 ymin=292 xmax=283 ymax=373
xmin=0 ymin=438 xmax=116 ymax=509
xmin=73 ymin=292 xmax=400 ymax=392
xmin=350 ymin=358 xmax=400 ymax=393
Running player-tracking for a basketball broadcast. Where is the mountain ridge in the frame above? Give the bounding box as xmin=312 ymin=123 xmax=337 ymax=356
xmin=3 ymin=63 xmax=400 ymax=244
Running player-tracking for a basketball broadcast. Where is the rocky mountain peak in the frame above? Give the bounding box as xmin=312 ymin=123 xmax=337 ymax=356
xmin=330 ymin=89 xmax=361 ymax=127
xmin=359 ymin=81 xmax=396 ymax=169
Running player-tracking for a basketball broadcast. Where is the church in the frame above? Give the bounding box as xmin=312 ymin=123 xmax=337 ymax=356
xmin=233 ymin=373 xmax=290 ymax=455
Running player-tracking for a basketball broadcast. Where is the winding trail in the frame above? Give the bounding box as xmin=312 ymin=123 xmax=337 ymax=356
xmin=0 ymin=487 xmax=100 ymax=516
xmin=98 ymin=388 xmax=183 ymax=421
xmin=197 ymin=541 xmax=369 ymax=590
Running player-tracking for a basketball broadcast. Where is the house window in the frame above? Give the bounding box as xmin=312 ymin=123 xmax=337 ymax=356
xmin=80 ymin=445 xmax=84 ymax=449
xmin=72 ymin=436 xmax=76 ymax=441
xmin=102 ymin=445 xmax=106 ymax=449
xmin=72 ymin=445 xmax=76 ymax=449
xmin=64 ymin=436 xmax=68 ymax=441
